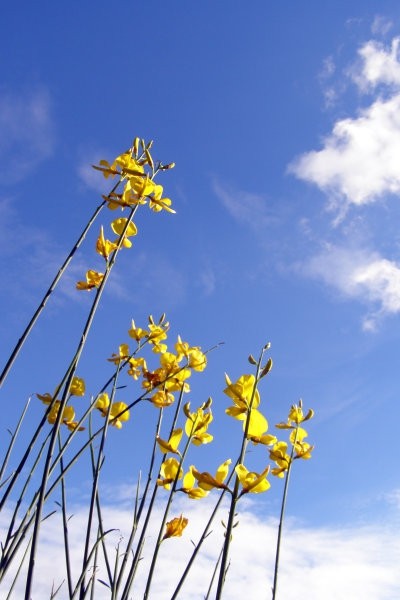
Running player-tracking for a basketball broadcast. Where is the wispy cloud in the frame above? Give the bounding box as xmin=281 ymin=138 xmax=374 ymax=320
xmin=1 ymin=495 xmax=399 ymax=599
xmin=77 ymin=146 xmax=111 ymax=194
xmin=298 ymin=244 xmax=400 ymax=330
xmin=213 ymin=179 xmax=275 ymax=232
xmin=0 ymin=86 xmax=54 ymax=183
xmin=371 ymin=15 xmax=394 ymax=38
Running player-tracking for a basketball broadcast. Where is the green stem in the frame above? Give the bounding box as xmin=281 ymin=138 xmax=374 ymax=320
xmin=0 ymin=198 xmax=107 ymax=388
xmin=215 ymin=346 xmax=267 ymax=599
xmin=24 ymin=205 xmax=139 ymax=599
xmin=271 ymin=427 xmax=298 ymax=600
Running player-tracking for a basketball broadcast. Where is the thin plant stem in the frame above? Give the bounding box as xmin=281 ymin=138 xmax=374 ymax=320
xmin=170 ymin=468 xmax=235 ymax=600
xmin=0 ymin=397 xmax=31 ymax=483
xmin=0 ymin=198 xmax=107 ymax=388
xmin=215 ymin=346 xmax=268 ymax=599
xmin=142 ymin=414 xmax=199 ymax=600
xmin=114 ymin=409 xmax=163 ymax=596
xmin=271 ymin=428 xmax=298 ymax=600
xmin=80 ymin=368 xmax=122 ymax=599
xmin=25 ymin=205 xmax=139 ymax=599
xmin=120 ymin=387 xmax=187 ymax=600
xmin=58 ymin=432 xmax=74 ymax=599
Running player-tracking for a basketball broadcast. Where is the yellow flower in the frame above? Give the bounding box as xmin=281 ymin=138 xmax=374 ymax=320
xmin=294 ymin=441 xmax=314 ymax=460
xmin=127 ymin=356 xmax=147 ymax=379
xmin=76 ymin=270 xmax=104 ymax=291
xmin=180 ymin=467 xmax=209 ymax=499
xmin=192 ymin=459 xmax=232 ymax=491
xmin=107 ymin=344 xmax=130 ymax=364
xmin=111 ymin=218 xmax=138 ymax=248
xmin=184 ymin=403 xmax=213 ymax=446
xmin=128 ymin=319 xmax=148 ymax=342
xmin=47 ymin=402 xmax=75 ymax=427
xmin=175 ymin=337 xmax=206 ymax=371
xmin=156 ymin=429 xmax=183 ymax=455
xmin=96 ymin=226 xmax=118 ymax=260
xmin=151 ymin=389 xmax=175 ymax=407
xmin=70 ymin=376 xmax=85 ymax=397
xmin=113 ymin=153 xmax=145 ymax=177
xmin=224 ymin=373 xmax=260 ymax=414
xmin=108 ymin=401 xmax=130 ymax=429
xmin=235 ymin=464 xmax=271 ymax=494
xmin=269 ymin=441 xmax=291 ymax=477
xmin=157 ymin=457 xmax=183 ymax=489
xmin=37 ymin=392 xmax=53 ymax=405
xmin=148 ymin=183 xmax=176 ymax=213
xmin=121 ymin=178 xmax=148 ymax=207
xmin=148 ymin=323 xmax=168 ymax=353
xmin=162 ymin=515 xmax=188 ymax=540
xmin=95 ymin=394 xmax=130 ymax=429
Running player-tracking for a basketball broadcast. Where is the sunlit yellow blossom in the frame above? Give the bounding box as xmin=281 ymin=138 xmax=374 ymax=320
xmin=162 ymin=515 xmax=188 ymax=540
xmin=164 ymin=368 xmax=191 ymax=393
xmin=157 ymin=457 xmax=183 ymax=490
xmin=276 ymin=402 xmax=314 ymax=429
xmin=188 ymin=348 xmax=207 ymax=371
xmin=192 ymin=459 xmax=232 ymax=491
xmin=108 ymin=402 xmax=130 ymax=429
xmin=112 ymin=153 xmax=145 ymax=177
xmin=289 ymin=426 xmax=308 ymax=444
xmin=148 ymin=323 xmax=168 ymax=353
xmin=110 ymin=218 xmax=138 ymax=248
xmin=95 ymin=393 xmax=110 ymax=414
xmin=294 ymin=441 xmax=314 ymax=459
xmin=121 ymin=178 xmax=148 ymax=207
xmin=107 ymin=344 xmax=130 ymax=364
xmin=128 ymin=320 xmax=148 ymax=342
xmin=96 ymin=226 xmax=117 ymax=260
xmin=141 ymin=368 xmax=166 ymax=391
xmin=248 ymin=433 xmax=277 ymax=446
xmin=127 ymin=356 xmax=147 ymax=379
xmin=180 ymin=467 xmax=209 ymax=499
xmin=224 ymin=373 xmax=260 ymax=410
xmin=235 ymin=464 xmax=271 ymax=494
xmin=175 ymin=337 xmax=206 ymax=371
xmin=95 ymin=394 xmax=130 ymax=429
xmin=151 ymin=389 xmax=175 ymax=407
xmin=159 ymin=351 xmax=182 ymax=372
xmin=37 ymin=392 xmax=53 ymax=404
xmin=184 ymin=404 xmax=213 ymax=446
xmin=92 ymin=159 xmax=119 ymax=178
xmin=70 ymin=376 xmax=85 ymax=397
xmin=269 ymin=441 xmax=291 ymax=477
xmin=47 ymin=402 xmax=74 ymax=426
xmin=76 ymin=270 xmax=104 ymax=291
xmin=156 ymin=429 xmax=183 ymax=455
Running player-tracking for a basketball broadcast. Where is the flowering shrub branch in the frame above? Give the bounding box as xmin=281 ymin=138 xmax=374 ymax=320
xmin=0 ymin=139 xmax=314 ymax=599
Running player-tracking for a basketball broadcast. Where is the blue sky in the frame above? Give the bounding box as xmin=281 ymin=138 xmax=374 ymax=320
xmin=1 ymin=2 xmax=400 ymax=598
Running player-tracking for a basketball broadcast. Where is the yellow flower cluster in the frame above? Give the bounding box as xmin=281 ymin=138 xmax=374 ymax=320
xmin=36 ymin=376 xmax=86 ymax=431
xmin=77 ymin=139 xmax=175 ymax=290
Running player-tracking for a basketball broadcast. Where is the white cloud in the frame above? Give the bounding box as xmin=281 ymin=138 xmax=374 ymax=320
xmin=213 ymin=179 xmax=274 ymax=231
xmin=352 ymin=37 xmax=400 ymax=91
xmin=290 ymin=93 xmax=400 ymax=212
xmin=300 ymin=245 xmax=400 ymax=330
xmin=1 ymin=496 xmax=399 ymax=599
xmin=290 ymin=36 xmax=400 ymax=214
xmin=0 ymin=87 xmax=54 ymax=182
